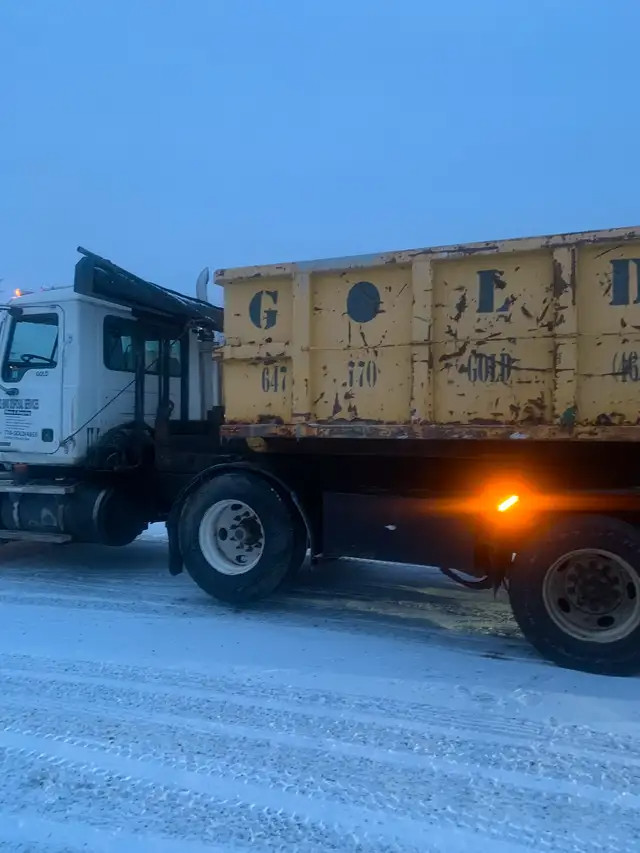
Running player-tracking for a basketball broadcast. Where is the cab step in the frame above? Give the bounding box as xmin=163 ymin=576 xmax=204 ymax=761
xmin=0 ymin=530 xmax=72 ymax=544
xmin=0 ymin=482 xmax=77 ymax=495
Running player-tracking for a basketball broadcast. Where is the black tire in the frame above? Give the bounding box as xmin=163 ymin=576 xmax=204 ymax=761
xmin=179 ymin=472 xmax=303 ymax=605
xmin=509 ymin=514 xmax=640 ymax=676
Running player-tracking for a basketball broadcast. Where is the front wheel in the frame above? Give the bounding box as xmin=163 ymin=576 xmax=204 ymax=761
xmin=509 ymin=515 xmax=640 ymax=675
xmin=179 ymin=472 xmax=305 ymax=605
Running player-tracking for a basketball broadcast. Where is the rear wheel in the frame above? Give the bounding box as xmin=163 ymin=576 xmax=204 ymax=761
xmin=179 ymin=472 xmax=305 ymax=604
xmin=509 ymin=515 xmax=640 ymax=675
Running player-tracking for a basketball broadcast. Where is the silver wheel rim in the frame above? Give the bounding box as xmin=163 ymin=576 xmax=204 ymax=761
xmin=542 ymin=548 xmax=640 ymax=643
xmin=198 ymin=499 xmax=265 ymax=576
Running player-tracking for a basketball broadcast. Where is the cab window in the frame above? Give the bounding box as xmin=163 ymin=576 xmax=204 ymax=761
xmin=144 ymin=338 xmax=182 ymax=376
xmin=1 ymin=312 xmax=59 ymax=382
xmin=103 ymin=317 xmax=135 ymax=372
xmin=103 ymin=316 xmax=181 ymax=377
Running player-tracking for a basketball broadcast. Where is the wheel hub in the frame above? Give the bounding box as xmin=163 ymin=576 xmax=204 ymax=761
xmin=566 ymin=560 xmax=624 ymax=614
xmin=543 ymin=548 xmax=640 ymax=643
xmin=198 ymin=500 xmax=266 ymax=576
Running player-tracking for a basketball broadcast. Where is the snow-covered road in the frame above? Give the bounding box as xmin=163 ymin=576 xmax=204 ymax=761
xmin=1 ymin=526 xmax=640 ymax=852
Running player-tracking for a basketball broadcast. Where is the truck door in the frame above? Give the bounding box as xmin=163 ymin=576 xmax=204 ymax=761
xmin=0 ymin=306 xmax=63 ymax=454
xmin=141 ymin=326 xmax=184 ymax=421
xmin=101 ymin=314 xmax=183 ymax=427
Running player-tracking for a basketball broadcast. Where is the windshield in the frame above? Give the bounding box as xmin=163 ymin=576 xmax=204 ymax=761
xmin=1 ymin=312 xmax=59 ymax=383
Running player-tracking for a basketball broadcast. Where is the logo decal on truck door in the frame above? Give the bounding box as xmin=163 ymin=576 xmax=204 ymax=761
xmin=0 ymin=396 xmax=40 ymax=440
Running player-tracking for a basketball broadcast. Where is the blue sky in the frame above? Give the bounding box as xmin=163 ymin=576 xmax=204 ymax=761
xmin=1 ymin=0 xmax=639 ymax=304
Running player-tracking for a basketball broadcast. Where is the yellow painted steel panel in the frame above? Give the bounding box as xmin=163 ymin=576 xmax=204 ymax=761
xmin=223 ymin=276 xmax=292 ymax=345
xmin=432 ymin=338 xmax=554 ymax=424
xmin=223 ymin=359 xmax=292 ymax=424
xmin=577 ymin=333 xmax=640 ymax=424
xmin=308 ymin=266 xmax=412 ymax=422
xmin=222 ymin=276 xmax=293 ymax=423
xmin=216 ymin=225 xmax=640 ymax=440
xmin=575 ymin=243 xmax=640 ymax=424
xmin=311 ymin=347 xmax=411 ymax=423
xmin=432 ymin=251 xmax=554 ymax=342
xmin=577 ymin=243 xmax=640 ymax=335
xmin=310 ymin=267 xmax=413 ymax=349
xmin=430 ymin=251 xmax=555 ymax=425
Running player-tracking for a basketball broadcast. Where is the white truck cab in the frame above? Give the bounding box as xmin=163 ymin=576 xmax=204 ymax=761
xmin=0 ymin=248 xmax=223 ymax=546
xmin=0 ymin=250 xmax=222 ymax=469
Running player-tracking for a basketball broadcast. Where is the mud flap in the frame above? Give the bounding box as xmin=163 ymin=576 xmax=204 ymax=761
xmin=166 ymin=507 xmax=184 ymax=576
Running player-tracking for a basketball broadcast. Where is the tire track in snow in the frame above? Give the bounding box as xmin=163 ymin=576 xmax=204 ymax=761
xmin=0 ymin=845 xmax=80 ymax=853
xmin=3 ymin=555 xmax=638 ymax=852
xmin=0 ymin=744 xmax=450 ymax=853
xmin=0 ymin=592 xmax=210 ymax=619
xmin=0 ymin=813 xmax=240 ymax=853
xmin=1 ymin=655 xmax=638 ymax=762
xmin=0 ymin=694 xmax=638 ymax=794
xmin=1 ymin=737 xmax=636 ymax=853
xmin=1 ymin=674 xmax=640 ymax=851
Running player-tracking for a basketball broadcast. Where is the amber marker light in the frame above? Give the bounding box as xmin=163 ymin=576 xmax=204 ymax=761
xmin=497 ymin=494 xmax=519 ymax=513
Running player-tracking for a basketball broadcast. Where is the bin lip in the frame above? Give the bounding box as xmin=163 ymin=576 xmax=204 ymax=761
xmin=219 ymin=421 xmax=640 ymax=443
xmin=215 ymin=225 xmax=640 ymax=284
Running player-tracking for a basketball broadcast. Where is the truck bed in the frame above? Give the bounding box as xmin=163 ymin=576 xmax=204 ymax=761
xmin=216 ymin=225 xmax=640 ymax=442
